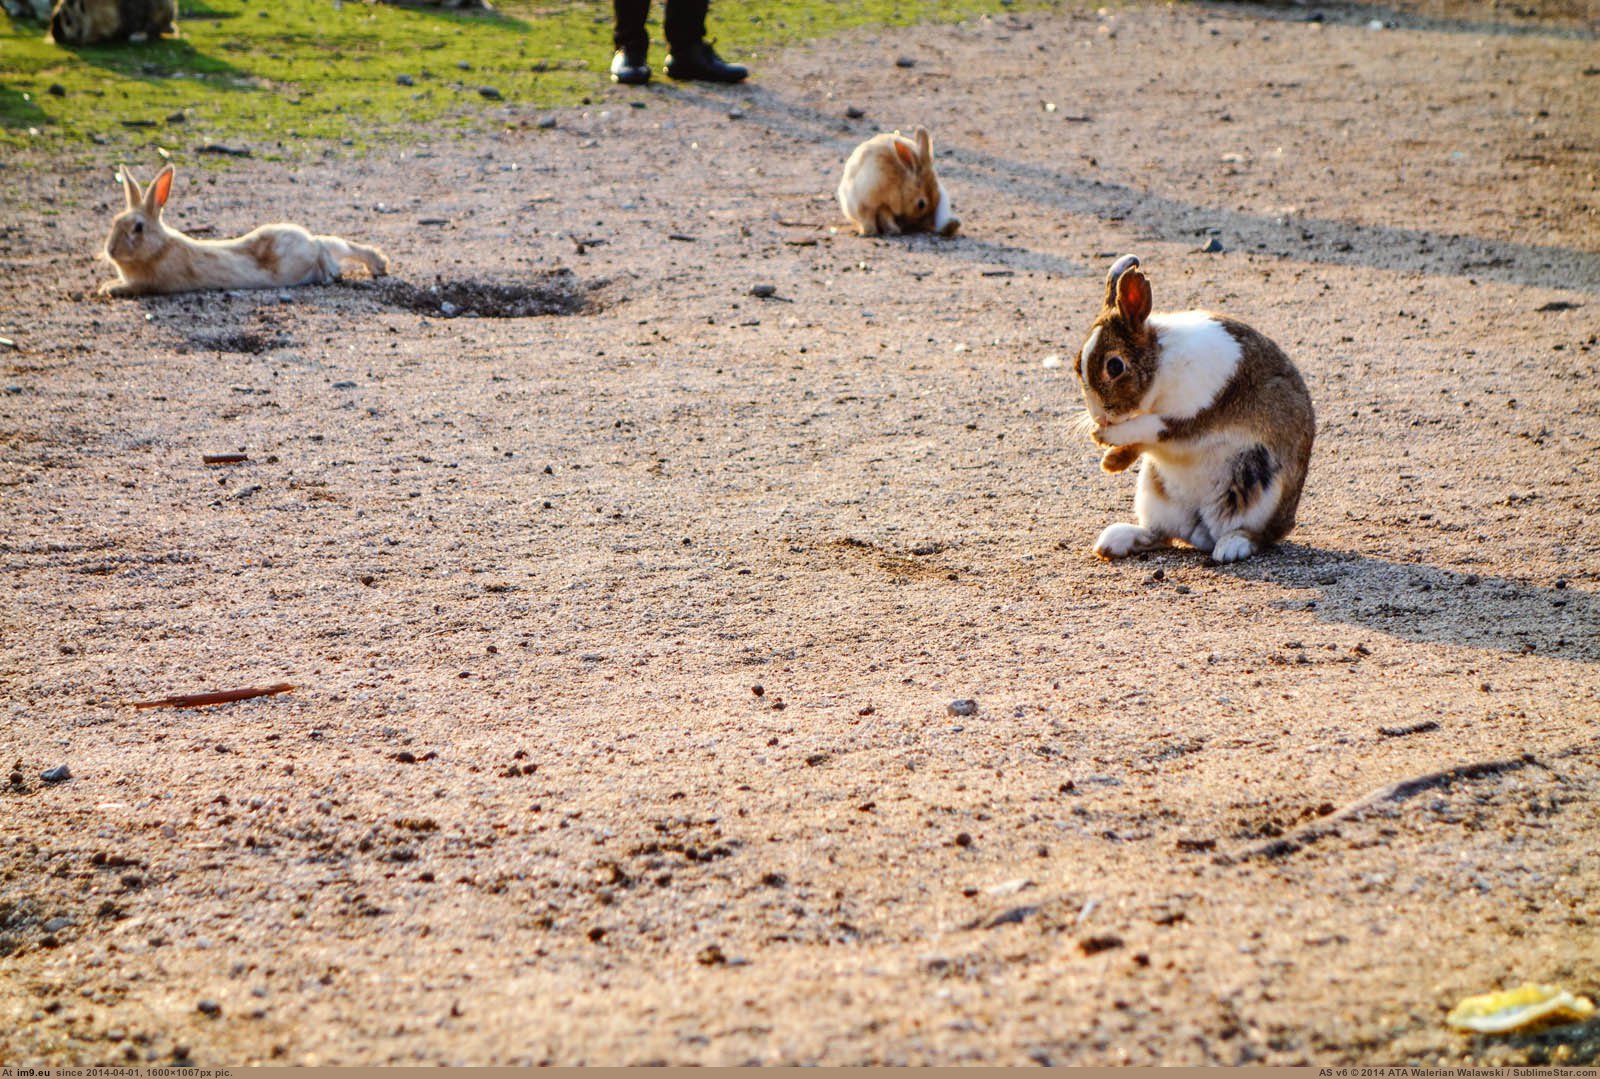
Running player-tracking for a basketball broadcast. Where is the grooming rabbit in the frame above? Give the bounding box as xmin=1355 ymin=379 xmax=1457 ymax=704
xmin=1074 ymin=255 xmax=1314 ymax=563
xmin=100 ymin=165 xmax=389 ymax=297
xmin=837 ymin=126 xmax=958 ymax=238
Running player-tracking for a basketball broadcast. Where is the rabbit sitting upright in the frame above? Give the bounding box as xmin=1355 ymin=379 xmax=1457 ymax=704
xmin=1074 ymin=255 xmax=1315 ymax=563
xmin=100 ymin=165 xmax=389 ymax=297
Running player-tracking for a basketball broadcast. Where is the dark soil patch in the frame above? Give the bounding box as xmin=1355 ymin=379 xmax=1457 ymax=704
xmin=184 ymin=329 xmax=293 ymax=354
xmin=372 ymin=270 xmax=594 ymax=318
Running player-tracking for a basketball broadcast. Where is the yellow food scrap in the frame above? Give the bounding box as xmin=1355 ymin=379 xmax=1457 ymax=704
xmin=1446 ymin=983 xmax=1596 ymax=1033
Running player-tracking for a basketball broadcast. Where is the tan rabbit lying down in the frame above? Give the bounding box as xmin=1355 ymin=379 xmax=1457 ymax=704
xmin=100 ymin=165 xmax=389 ymax=297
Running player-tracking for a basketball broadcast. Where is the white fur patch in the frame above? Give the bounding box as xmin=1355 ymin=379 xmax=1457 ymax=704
xmin=1094 ymin=522 xmax=1153 ymax=559
xmin=1143 ymin=311 xmax=1241 ymax=420
xmin=933 ymin=185 xmax=953 ymax=231
xmin=1211 ymin=533 xmax=1257 ymax=563
xmin=1100 ymin=412 xmax=1164 ymax=446
xmin=1079 ymin=326 xmax=1101 ymax=384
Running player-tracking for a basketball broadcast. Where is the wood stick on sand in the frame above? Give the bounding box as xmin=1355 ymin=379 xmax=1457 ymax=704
xmin=131 ymin=683 xmax=295 ymax=710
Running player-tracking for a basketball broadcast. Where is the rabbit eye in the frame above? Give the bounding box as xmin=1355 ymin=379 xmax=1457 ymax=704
xmin=916 ymin=198 xmax=928 ymax=212
xmin=132 ymin=221 xmax=144 ymax=234
xmin=1105 ymin=356 xmax=1126 ymax=378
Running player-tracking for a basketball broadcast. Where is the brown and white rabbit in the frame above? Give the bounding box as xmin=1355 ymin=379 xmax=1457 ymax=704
xmin=1074 ymin=255 xmax=1314 ymax=563
xmin=50 ymin=0 xmax=176 ymax=45
xmin=99 ymin=165 xmax=389 ymax=297
xmin=837 ymin=126 xmax=959 ymax=238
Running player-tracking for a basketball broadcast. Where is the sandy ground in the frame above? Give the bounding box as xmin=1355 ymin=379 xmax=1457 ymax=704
xmin=2 ymin=0 xmax=1599 ymax=1066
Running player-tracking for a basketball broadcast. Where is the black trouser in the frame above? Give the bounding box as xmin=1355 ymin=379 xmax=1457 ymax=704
xmin=613 ymin=0 xmax=708 ymax=53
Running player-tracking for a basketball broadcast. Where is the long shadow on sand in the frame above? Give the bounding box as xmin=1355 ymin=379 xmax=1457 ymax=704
xmin=1215 ymin=542 xmax=1600 ymax=662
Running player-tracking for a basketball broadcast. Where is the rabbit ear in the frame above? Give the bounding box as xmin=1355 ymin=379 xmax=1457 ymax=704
xmin=145 ymin=165 xmax=175 ymax=215
xmin=1103 ymin=254 xmax=1140 ymax=307
xmin=1115 ymin=266 xmax=1153 ymax=328
xmin=914 ymin=126 xmax=932 ymax=165
xmin=118 ymin=166 xmax=143 ymax=210
xmin=893 ymin=137 xmax=917 ymax=170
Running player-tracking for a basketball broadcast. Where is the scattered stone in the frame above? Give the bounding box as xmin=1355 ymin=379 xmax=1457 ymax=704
xmin=331 ymin=380 xmax=357 ymax=390
xmin=41 ymin=764 xmax=71 ymax=783
xmin=1175 ymin=837 xmax=1217 ymax=853
xmin=166 ymin=111 xmax=186 ymax=125
xmin=984 ymin=905 xmax=1038 ymax=928
xmin=696 ymin=943 xmax=727 ymax=966
xmin=587 ymin=926 xmax=606 ymax=942
xmin=1535 ymin=301 xmax=1580 ymax=312
xmin=457 ymin=60 xmax=472 ymax=71
xmin=895 ymin=56 xmax=916 ymax=68
xmin=478 ymin=86 xmax=504 ymax=101
xmin=845 ymin=106 xmax=865 ymax=119
xmin=985 ymin=878 xmax=1034 ymax=897
xmin=439 ymin=301 xmax=460 ymax=317
xmin=197 ymin=999 xmax=222 ymax=1017
xmin=537 ymin=116 xmax=557 ymax=129
xmin=749 ymin=284 xmax=778 ymax=299
xmin=1378 ymin=720 xmax=1440 ymax=738
xmin=1198 ymin=236 xmax=1225 ymax=254
xmin=954 ymin=831 xmax=973 ymax=848
xmin=196 ymin=144 xmax=253 ymax=157
xmin=47 ymin=83 xmax=66 ymax=97
xmin=948 ymin=699 xmax=978 ymax=717
xmin=396 ymin=73 xmax=415 ymax=86
xmin=1079 ymin=933 xmax=1125 ymax=955
xmin=751 ymin=685 xmax=764 ymax=697
xmin=727 ymin=108 xmax=744 ymax=120
xmin=43 ymin=916 xmax=73 ymax=932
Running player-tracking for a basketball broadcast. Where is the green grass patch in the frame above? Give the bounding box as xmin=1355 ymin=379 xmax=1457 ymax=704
xmin=0 ymin=0 xmax=1048 ymax=155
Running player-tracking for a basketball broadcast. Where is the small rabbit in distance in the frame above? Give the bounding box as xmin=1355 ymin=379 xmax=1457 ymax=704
xmin=837 ymin=126 xmax=958 ymax=238
xmin=1075 ymin=255 xmax=1315 ymax=563
xmin=100 ymin=165 xmax=389 ymax=297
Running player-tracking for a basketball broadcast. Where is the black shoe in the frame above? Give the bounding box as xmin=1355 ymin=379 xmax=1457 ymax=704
xmin=610 ymin=46 xmax=650 ymax=85
xmin=664 ymin=40 xmax=748 ymax=83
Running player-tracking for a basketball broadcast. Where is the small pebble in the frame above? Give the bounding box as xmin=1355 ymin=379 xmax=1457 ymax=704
xmin=895 ymin=56 xmax=916 ymax=68
xmin=43 ymin=916 xmax=73 ymax=932
xmin=478 ymin=86 xmax=504 ymax=101
xmin=844 ymin=106 xmax=865 ymax=119
xmin=48 ymin=83 xmax=66 ymax=97
xmin=955 ymin=832 xmax=973 ymax=848
xmin=457 ymin=60 xmax=472 ymax=70
xmin=1199 ymin=237 xmax=1225 ymax=254
xmin=750 ymin=284 xmax=777 ymax=298
xmin=947 ymin=699 xmax=978 ymax=717
xmin=41 ymin=764 xmax=71 ymax=783
xmin=696 ymin=943 xmax=727 ymax=966
xmin=396 ymin=73 xmax=415 ymax=87
xmin=751 ymin=685 xmax=764 ymax=697
xmin=537 ymin=116 xmax=557 ymax=129
xmin=439 ymin=301 xmax=460 ymax=317
xmin=197 ymin=999 xmax=222 ymax=1017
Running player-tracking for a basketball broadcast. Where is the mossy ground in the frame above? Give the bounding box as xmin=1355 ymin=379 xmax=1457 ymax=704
xmin=1 ymin=0 xmax=1040 ymax=154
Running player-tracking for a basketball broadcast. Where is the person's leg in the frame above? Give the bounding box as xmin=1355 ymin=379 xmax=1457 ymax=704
xmin=611 ymin=0 xmax=652 ymax=84
xmin=661 ymin=0 xmax=706 ymax=52
xmin=663 ymin=0 xmax=747 ymax=82
xmin=613 ymin=0 xmax=649 ymax=52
